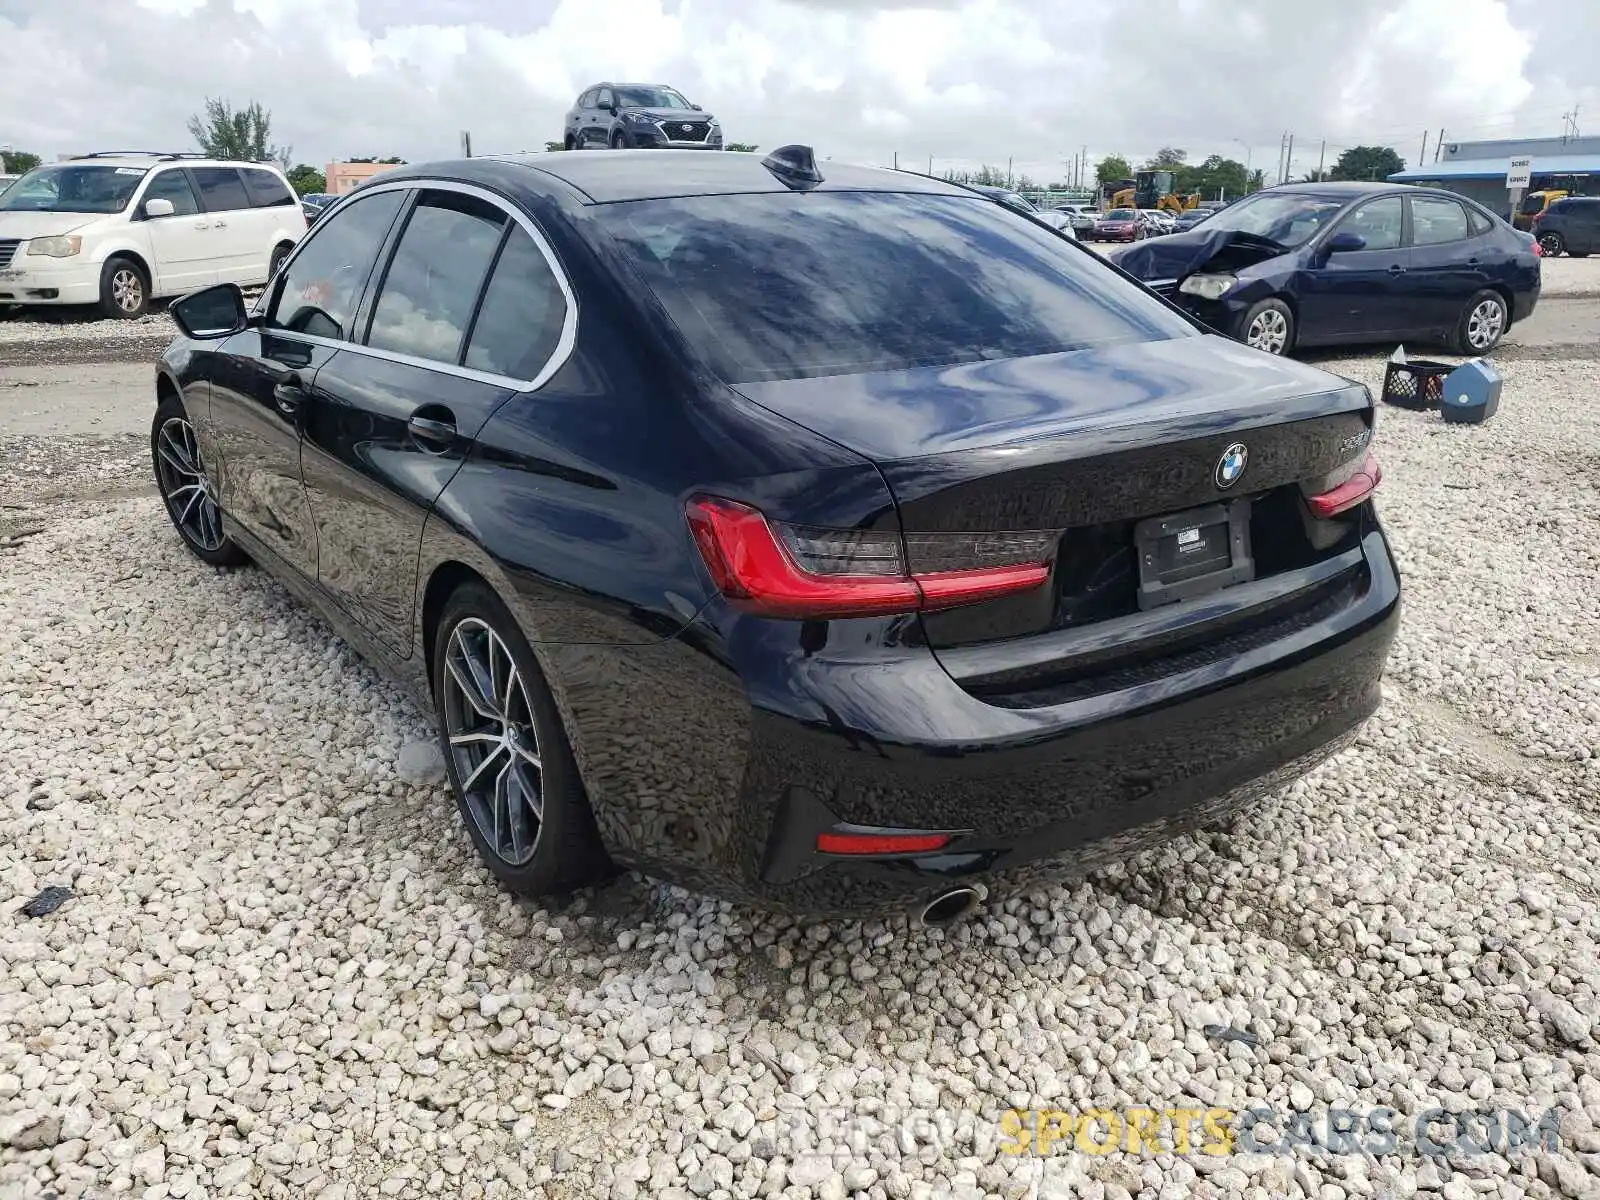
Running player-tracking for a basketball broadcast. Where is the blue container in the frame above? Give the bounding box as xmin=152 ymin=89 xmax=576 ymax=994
xmin=1441 ymin=359 xmax=1502 ymax=424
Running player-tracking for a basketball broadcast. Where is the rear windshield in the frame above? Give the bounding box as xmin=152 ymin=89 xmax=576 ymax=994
xmin=595 ymin=192 xmax=1190 ymax=383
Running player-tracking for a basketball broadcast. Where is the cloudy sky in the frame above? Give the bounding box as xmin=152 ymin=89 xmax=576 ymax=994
xmin=0 ymin=0 xmax=1593 ymax=184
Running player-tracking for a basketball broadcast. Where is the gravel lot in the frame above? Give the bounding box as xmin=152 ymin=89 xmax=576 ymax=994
xmin=3 ymin=272 xmax=1600 ymax=1200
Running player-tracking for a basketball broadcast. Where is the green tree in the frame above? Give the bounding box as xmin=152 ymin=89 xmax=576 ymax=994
xmin=543 ymin=141 xmax=564 ymax=152
xmin=726 ymin=142 xmax=759 ymax=153
xmin=1 ymin=150 xmax=41 ymax=173
xmin=1329 ymin=145 xmax=1405 ymax=182
xmin=1144 ymin=146 xmax=1187 ymax=170
xmin=345 ymin=156 xmax=407 ymax=164
xmin=286 ymin=164 xmax=326 ymax=195
xmin=1179 ymin=155 xmax=1249 ymax=200
xmin=187 ymin=97 xmax=283 ymax=161
xmin=1095 ymin=155 xmax=1133 ymax=184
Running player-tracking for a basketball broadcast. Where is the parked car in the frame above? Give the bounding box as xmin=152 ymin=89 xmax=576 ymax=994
xmin=966 ymin=184 xmax=1074 ymax=238
xmin=1091 ymin=208 xmax=1149 ymax=242
xmin=1531 ymin=196 xmax=1600 ymax=258
xmin=150 ymin=146 xmax=1399 ymax=922
xmin=1055 ymin=205 xmax=1098 ymax=237
xmin=1108 ymin=182 xmax=1540 ymax=356
xmin=1172 ymin=207 xmax=1213 ymax=233
xmin=563 ymin=83 xmax=723 ymax=150
xmin=0 ymin=152 xmax=305 ymax=318
xmin=1146 ymin=210 xmax=1177 ymax=236
xmin=300 ymin=192 xmax=337 ymax=225
xmin=0 ymin=173 xmax=19 ymax=195
xmin=1031 ymin=209 xmax=1079 ymax=239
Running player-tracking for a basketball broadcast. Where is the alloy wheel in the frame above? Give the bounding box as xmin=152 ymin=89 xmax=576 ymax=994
xmin=1538 ymin=233 xmax=1564 ymax=258
xmin=440 ymin=617 xmax=544 ymax=866
xmin=111 ymin=267 xmax=144 ymax=314
xmin=1245 ymin=309 xmax=1290 ymax=354
xmin=154 ymin=417 xmax=225 ymax=552
xmin=1466 ymin=298 xmax=1505 ymax=350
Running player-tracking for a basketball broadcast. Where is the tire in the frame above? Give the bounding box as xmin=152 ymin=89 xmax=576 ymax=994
xmin=151 ymin=391 xmax=248 ymax=567
xmin=1239 ymin=298 xmax=1295 ymax=356
xmin=432 ymin=582 xmax=613 ymax=897
xmin=268 ymin=242 xmax=291 ymax=280
xmin=1538 ymin=232 xmax=1565 ymax=258
xmin=610 ymin=130 xmax=627 ymax=149
xmin=563 ymin=134 xmax=575 ymax=150
xmin=1453 ymin=289 xmax=1508 ymax=355
xmin=99 ymin=256 xmax=149 ymax=319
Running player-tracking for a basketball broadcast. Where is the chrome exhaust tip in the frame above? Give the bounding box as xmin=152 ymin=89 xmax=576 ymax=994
xmin=917 ymin=886 xmax=982 ymax=928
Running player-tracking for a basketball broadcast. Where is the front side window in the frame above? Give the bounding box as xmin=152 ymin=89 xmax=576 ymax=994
xmin=241 ymin=169 xmax=295 ymax=208
xmin=142 ymin=170 xmax=200 ymax=217
xmin=595 ymin=190 xmax=1193 ymax=384
xmin=1411 ymin=197 xmax=1470 ymax=245
xmin=463 ymin=226 xmax=569 ymax=379
xmin=1338 ymin=197 xmax=1403 ymax=251
xmin=0 ymin=164 xmax=147 ymax=214
xmin=268 ymin=189 xmax=405 ymax=340
xmin=191 ymin=167 xmax=251 ymax=213
xmin=366 ymin=191 xmax=506 ymax=364
xmin=597 ymin=89 xmax=614 ymax=109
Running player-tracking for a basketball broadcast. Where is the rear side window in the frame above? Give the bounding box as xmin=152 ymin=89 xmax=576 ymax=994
xmin=463 ymin=226 xmax=569 ymax=379
xmin=595 ymin=191 xmax=1193 ymax=383
xmin=143 ymin=170 xmax=199 ymax=217
xmin=366 ymin=191 xmax=507 ymax=364
xmin=241 ymin=168 xmax=295 ymax=208
xmin=1412 ymin=197 xmax=1470 ymax=245
xmin=1466 ymin=206 xmax=1494 ymax=236
xmin=191 ymin=167 xmax=251 ymax=212
xmin=268 ymin=190 xmax=405 ymax=339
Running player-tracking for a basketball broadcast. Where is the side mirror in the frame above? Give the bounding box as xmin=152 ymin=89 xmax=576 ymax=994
xmin=608 ymin=102 xmax=619 ymax=115
xmin=143 ymin=198 xmax=175 ymax=219
xmin=1325 ymin=231 xmax=1367 ymax=253
xmin=691 ymin=103 xmax=703 ymax=111
xmin=171 ymin=283 xmax=249 ymax=340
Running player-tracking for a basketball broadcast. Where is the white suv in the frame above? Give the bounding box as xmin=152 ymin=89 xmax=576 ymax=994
xmin=0 ymin=153 xmax=307 ymax=319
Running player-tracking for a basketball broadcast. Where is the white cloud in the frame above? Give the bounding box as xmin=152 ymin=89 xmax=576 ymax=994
xmin=0 ymin=0 xmax=1588 ymax=185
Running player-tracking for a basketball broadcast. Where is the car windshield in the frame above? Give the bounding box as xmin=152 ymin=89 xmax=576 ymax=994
xmin=615 ymin=87 xmax=691 ymax=109
xmin=595 ymin=190 xmax=1193 ymax=383
xmin=0 ymin=163 xmax=149 ymax=214
xmin=1198 ymin=192 xmax=1348 ymax=247
xmin=1105 ymin=209 xmax=1136 ymax=220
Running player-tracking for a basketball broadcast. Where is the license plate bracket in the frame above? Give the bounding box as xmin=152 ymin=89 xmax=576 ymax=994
xmin=1134 ymin=500 xmax=1253 ymax=611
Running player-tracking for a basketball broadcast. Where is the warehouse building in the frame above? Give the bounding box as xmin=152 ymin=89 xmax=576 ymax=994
xmin=1389 ymin=134 xmax=1600 ymax=220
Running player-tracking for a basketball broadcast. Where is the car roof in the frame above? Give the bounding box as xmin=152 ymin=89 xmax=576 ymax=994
xmin=486 ymin=150 xmax=974 ymax=204
xmin=56 ymin=154 xmax=284 ymax=171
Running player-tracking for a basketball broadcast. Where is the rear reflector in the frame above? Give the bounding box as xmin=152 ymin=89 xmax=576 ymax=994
xmin=1306 ymin=451 xmax=1382 ymax=518
xmin=685 ymin=496 xmax=1052 ymax=619
xmin=816 ymin=831 xmax=952 ymax=855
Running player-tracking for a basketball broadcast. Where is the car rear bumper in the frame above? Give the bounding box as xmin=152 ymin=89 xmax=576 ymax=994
xmin=566 ymin=524 xmax=1400 ymax=917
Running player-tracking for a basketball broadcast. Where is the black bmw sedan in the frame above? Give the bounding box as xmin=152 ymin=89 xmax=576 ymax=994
xmin=1108 ymin=182 xmax=1541 ymax=356
xmin=151 ymin=147 xmax=1400 ymax=922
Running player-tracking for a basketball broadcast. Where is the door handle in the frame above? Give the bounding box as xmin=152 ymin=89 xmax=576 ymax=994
xmin=213 ymin=219 xmax=228 ymax=229
xmin=192 ymin=221 xmax=209 ymax=230
xmin=1388 ymin=264 xmax=1406 ymax=275
xmin=408 ymin=414 xmax=458 ymax=446
xmin=272 ymin=371 xmax=305 ymax=416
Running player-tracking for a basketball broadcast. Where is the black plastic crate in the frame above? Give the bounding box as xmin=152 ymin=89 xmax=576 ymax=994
xmin=1381 ymin=359 xmax=1453 ymax=410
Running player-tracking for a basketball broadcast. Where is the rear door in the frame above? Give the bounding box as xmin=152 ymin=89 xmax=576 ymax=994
xmin=298 ymin=185 xmax=572 ymax=654
xmin=1572 ymin=199 xmax=1600 ymax=254
xmin=592 ymin=88 xmax=615 ymax=145
xmin=189 ymin=166 xmax=258 ymax=281
xmin=238 ymin=167 xmax=302 ymax=282
xmin=1297 ymin=194 xmax=1414 ymax=342
xmin=136 ymin=168 xmax=216 ymax=295
xmin=1405 ymin=194 xmax=1490 ymax=333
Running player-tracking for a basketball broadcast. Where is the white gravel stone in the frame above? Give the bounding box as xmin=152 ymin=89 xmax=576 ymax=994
xmin=4 ymin=338 xmax=1600 ymax=1197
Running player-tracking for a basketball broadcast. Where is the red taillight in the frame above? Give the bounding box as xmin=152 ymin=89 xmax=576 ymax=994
xmin=1306 ymin=451 xmax=1382 ymax=518
xmin=816 ymin=831 xmax=952 ymax=855
xmin=685 ymin=496 xmax=1052 ymax=620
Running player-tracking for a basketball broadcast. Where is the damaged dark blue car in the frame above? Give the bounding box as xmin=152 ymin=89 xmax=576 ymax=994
xmin=1109 ymin=182 xmax=1541 ymax=357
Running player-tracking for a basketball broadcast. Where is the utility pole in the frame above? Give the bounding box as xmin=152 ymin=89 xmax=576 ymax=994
xmin=928 ymin=154 xmax=933 ymax=176
xmin=893 ymin=151 xmax=898 ymax=170
xmin=1434 ymin=128 xmax=1444 ymax=162
xmin=1419 ymin=130 xmax=1428 ymax=169
xmin=1007 ymin=155 xmax=1013 ymax=186
xmin=1317 ymin=139 xmax=1326 ymax=180
xmin=1284 ymin=133 xmax=1295 ymax=183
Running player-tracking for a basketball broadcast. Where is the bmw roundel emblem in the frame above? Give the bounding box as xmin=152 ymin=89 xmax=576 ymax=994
xmin=1215 ymin=442 xmax=1248 ymax=489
